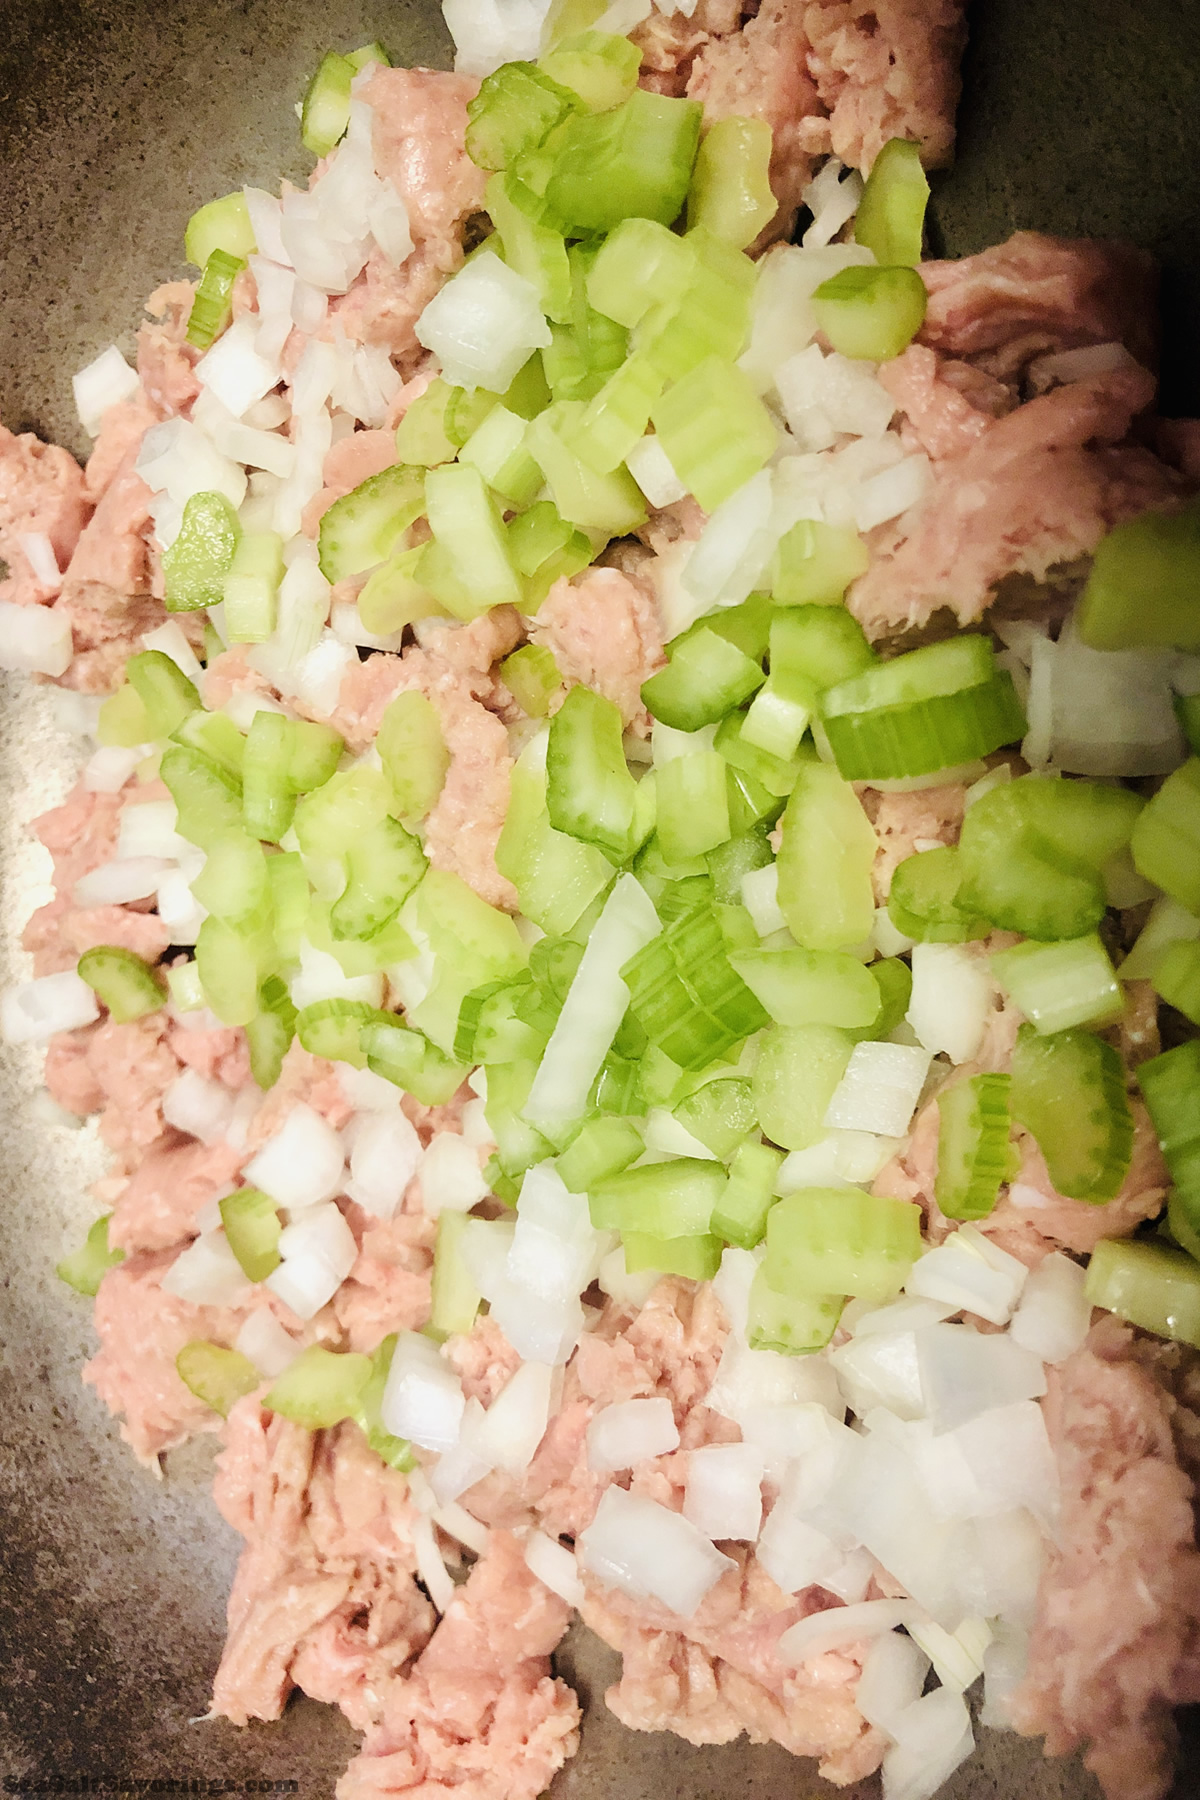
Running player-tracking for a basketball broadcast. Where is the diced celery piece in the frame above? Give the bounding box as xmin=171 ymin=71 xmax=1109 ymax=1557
xmin=622 ymin=1230 xmax=722 ymax=1280
xmin=496 ymin=742 xmax=614 ymax=934
xmin=416 ymin=867 xmax=528 ymax=984
xmin=502 ymin=644 xmax=562 ymax=717
xmin=672 ymin=1076 xmax=756 ymax=1159
xmin=771 ymin=519 xmax=871 ymax=606
xmin=362 ymin=1017 xmax=468 ymax=1105
xmin=330 ymin=816 xmax=426 ymax=942
xmin=586 ymin=217 xmax=696 ymax=329
xmin=571 ymin=354 xmax=664 ymax=475
xmin=811 ymin=265 xmax=928 ymax=362
xmin=191 ymin=830 xmax=271 ymax=933
xmin=650 ymin=355 xmax=777 ymax=513
xmin=765 ymin=1188 xmax=921 ymax=1303
xmin=1131 ymin=757 xmax=1200 ymax=913
xmin=466 ymin=61 xmax=577 ymax=172
xmin=242 ymin=711 xmax=296 ymax=843
xmin=641 ymin=627 xmax=764 ymax=732
xmin=1076 ymin=498 xmax=1200 ymax=652
xmin=485 ymin=1058 xmax=556 ymax=1176
xmin=297 ymin=997 xmax=390 ymax=1070
xmin=709 ymin=1140 xmax=780 ymax=1248
xmin=317 ymin=465 xmax=421 ymax=584
xmin=429 ymin=1210 xmax=482 ymax=1339
xmin=747 ymin=1264 xmax=843 ymax=1354
xmin=126 ymin=649 xmax=201 ymax=738
xmin=1086 ymin=1237 xmax=1200 ymax=1349
xmin=357 ymin=545 xmax=445 ymax=637
xmin=394 ymin=378 xmax=458 ymax=467
xmin=546 ymin=683 xmax=638 ymax=858
xmin=822 ymin=636 xmax=1025 ymax=782
xmin=557 ymin=1115 xmax=644 ymax=1190
xmin=634 ymin=228 xmax=755 ymax=381
xmin=301 ymin=51 xmax=355 ymax=156
xmin=265 ymin=856 xmax=309 ymax=964
xmin=1010 ymin=1024 xmax=1134 ymax=1203
xmin=889 ymin=846 xmax=990 ymax=944
xmin=99 ymin=682 xmax=154 ymax=748
xmin=77 ymin=944 xmax=165 ymax=1023
xmin=265 ymin=1343 xmax=373 ymax=1428
xmin=456 ymin=979 xmax=543 ymax=1065
xmin=526 ymin=400 xmax=647 ymax=534
xmin=686 ymin=116 xmax=776 ymax=248
xmin=486 ymin=169 xmax=573 ymax=322
xmin=751 ymin=1022 xmax=853 ymax=1151
xmin=771 ymin=605 xmax=877 ymax=692
xmin=219 ymin=1186 xmax=281 ymax=1283
xmin=714 ymin=706 xmax=808 ymax=799
xmin=507 ymin=499 xmax=593 ymax=606
xmin=545 ymin=89 xmax=703 ymax=233
xmin=539 ymin=30 xmax=641 ymax=112
xmin=422 ymin=461 xmax=522 ymax=616
xmin=590 ymin=1157 xmax=726 ymax=1235
xmin=172 ymin=707 xmax=245 ymax=781
xmin=776 ymin=762 xmax=876 ymax=951
xmin=992 ymin=933 xmax=1124 ymax=1035
xmin=375 ymin=689 xmax=450 ymax=826
xmin=186 ymin=249 xmax=246 ymax=351
xmin=176 ymin=1341 xmax=261 ymax=1417
xmin=346 ymin=40 xmax=391 ymax=71
xmin=729 ymin=947 xmax=881 ymax=1030
xmin=185 ymin=191 xmax=256 ymax=269
xmin=459 ymin=401 xmax=544 ymax=507
xmin=287 ymin=720 xmax=345 ymax=793
xmin=655 ymin=750 xmax=731 ymax=864
xmin=854 ymin=137 xmax=930 ymax=266
xmin=167 ymin=960 xmax=205 ymax=1013
xmin=224 ymin=529 xmax=283 ymax=643
xmin=195 ymin=916 xmax=269 ymax=1027
xmin=57 ymin=1214 xmax=124 ymax=1296
xmin=1153 ymin=938 xmax=1200 ymax=1023
xmin=934 ymin=1073 xmax=1013 ymax=1222
xmin=245 ymin=976 xmax=297 ymax=1090
xmin=163 ymin=491 xmax=242 ymax=612
xmin=161 ymin=744 xmax=244 ymax=848
xmin=869 ymin=958 xmax=913 ymax=1040
xmin=293 ymin=765 xmax=393 ymax=857
xmin=621 ymin=905 xmax=769 ymax=1070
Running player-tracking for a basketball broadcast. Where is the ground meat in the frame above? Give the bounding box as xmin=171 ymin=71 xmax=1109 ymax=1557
xmin=867 ymin=780 xmax=966 ymax=900
xmin=0 ymin=422 xmax=89 ymax=604
xmin=332 ymin=1203 xmax=435 ymax=1353
xmin=80 ymin=1013 xmax=181 ymax=1156
xmin=84 ymin=393 xmax=159 ymax=502
xmin=107 ymin=1135 xmax=245 ymax=1254
xmin=987 ymin=1112 xmax=1170 ymax=1260
xmin=881 ymin=344 xmax=1015 ymax=462
xmin=303 ymin=428 xmax=399 ymax=536
xmin=1012 ymin=1319 xmax=1200 ymax=1800
xmin=137 ymin=281 xmax=201 ymax=419
xmin=531 ymin=567 xmax=665 ymax=730
xmin=802 ymin=0 xmax=966 ymax=173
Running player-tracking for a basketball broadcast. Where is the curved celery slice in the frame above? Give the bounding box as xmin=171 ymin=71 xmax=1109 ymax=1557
xmin=219 ymin=1187 xmax=281 ymax=1283
xmin=487 ymin=171 xmax=572 ymax=323
xmin=811 ymin=264 xmax=928 ymax=362
xmin=772 ymin=605 xmax=877 ymax=691
xmin=642 ymin=628 xmax=764 ymax=733
xmin=394 ymin=379 xmax=458 ymax=467
xmin=176 ymin=1341 xmax=261 ymax=1418
xmin=265 ymin=856 xmax=309 ymax=965
xmin=297 ymin=999 xmax=390 ymax=1069
xmin=429 ymin=1211 xmax=482 ymax=1340
xmin=686 ymin=116 xmax=776 ymax=249
xmin=650 ymin=354 xmax=777 ymax=514
xmin=622 ymin=1230 xmax=722 ymax=1281
xmin=162 ymin=491 xmax=242 ymax=612
xmin=1076 ymin=497 xmax=1200 ymax=652
xmin=992 ymin=933 xmax=1124 ymax=1035
xmin=708 ymin=824 xmax=773 ymax=904
xmin=672 ymin=1077 xmax=757 ymax=1160
xmin=764 ymin=1188 xmax=922 ymax=1304
xmin=729 ymin=946 xmax=881 ymax=1030
xmin=496 ymin=740 xmax=613 ymax=935
xmin=57 ymin=1214 xmax=124 ymax=1296
xmin=546 ymin=684 xmax=637 ymax=857
xmin=224 ymin=529 xmax=283 ymax=644
xmin=935 ymin=1073 xmax=1013 ymax=1221
xmin=264 ymin=1344 xmax=372 ymax=1430
xmin=352 ymin=1335 xmax=417 ymax=1471
xmin=589 ymin=1158 xmax=725 ymax=1236
xmin=126 ymin=649 xmax=201 ymax=738
xmin=245 ymin=976 xmax=297 ymax=1090
xmin=502 ymin=644 xmax=562 ymax=718
xmin=286 ymin=721 xmax=344 ymax=794
xmin=711 ymin=1140 xmax=783 ymax=1249
xmin=1168 ymin=1189 xmax=1200 ymax=1264
xmin=1131 ymin=756 xmax=1200 ymax=913
xmin=889 ymin=846 xmax=989 ymax=944
xmin=776 ymin=762 xmax=876 ymax=951
xmin=294 ymin=765 xmax=392 ymax=858
xmin=586 ymin=217 xmax=696 ymax=330
xmin=854 ymin=137 xmax=929 ymax=267
xmin=484 ymin=1058 xmax=555 ymax=1177
xmin=751 ymin=1023 xmax=853 ymax=1152
xmin=161 ymin=745 xmax=244 ymax=849
xmin=1010 ymin=1024 xmax=1134 ymax=1203
xmin=173 ymin=707 xmax=245 ymax=782
xmin=317 ymin=465 xmax=422 ymax=584
xmin=466 ymin=61 xmax=577 ymax=172
xmin=527 ymin=400 xmax=647 ymax=535
xmin=747 ymin=1264 xmax=842 ymax=1355
xmin=301 ymin=51 xmax=355 ymax=157
xmin=330 ymin=816 xmax=426 ymax=941
xmin=557 ymin=1115 xmax=644 ymax=1192
xmin=375 ymin=690 xmax=449 ymax=826
xmin=1137 ymin=1039 xmax=1200 ymax=1207
xmin=824 ymin=670 xmax=1026 ymax=783
xmin=771 ymin=519 xmax=870 ymax=607
xmin=621 ymin=906 xmax=769 ymax=1070
xmin=507 ymin=500 xmax=592 ymax=608
xmin=184 ymin=191 xmax=256 ymax=270
xmin=362 ymin=1018 xmax=467 ymax=1105
xmin=538 ymin=30 xmax=641 ymax=112
xmin=186 ymin=249 xmax=245 ymax=351
xmin=714 ymin=707 xmax=809 ymax=800
xmin=635 ymin=228 xmax=756 ymax=383
xmin=195 ymin=916 xmax=268 ymax=1028
xmin=77 ymin=945 xmax=165 ymax=1023
xmin=1085 ymin=1238 xmax=1200 ymax=1349
xmin=545 ymin=89 xmax=702 ymax=234
xmin=454 ymin=979 xmax=538 ymax=1066
xmin=242 ymin=712 xmax=295 ymax=843
xmin=192 ymin=831 xmax=271 ymax=939
xmin=868 ymin=957 xmax=913 ymax=1041
xmin=656 ymin=750 xmax=731 ymax=865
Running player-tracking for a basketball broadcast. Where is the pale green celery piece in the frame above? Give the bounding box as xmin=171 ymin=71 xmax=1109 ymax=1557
xmin=538 ymin=30 xmax=641 ymax=112
xmin=655 ymin=750 xmax=731 ymax=864
xmin=394 ymin=378 xmax=459 ymax=466
xmin=191 ymin=830 xmax=272 ymax=933
xmin=264 ymin=1343 xmax=373 ymax=1428
xmin=416 ymin=867 xmax=528 ymax=985
xmin=1085 ymin=1237 xmax=1200 ymax=1349
xmin=167 ymin=961 xmax=206 ymax=1013
xmin=992 ymin=932 xmax=1124 ymax=1035
xmin=224 ymin=530 xmax=284 ymax=643
xmin=76 ymin=945 xmax=165 ymax=1023
xmin=770 ymin=519 xmax=870 ymax=606
xmin=729 ymin=946 xmax=881 ymax=1030
xmin=854 ymin=137 xmax=930 ymax=266
xmin=377 ymin=689 xmax=451 ymax=825
xmin=485 ymin=170 xmax=573 ymax=323
xmin=219 ymin=1187 xmax=282 ymax=1283
xmin=186 ymin=249 xmax=246 ymax=350
xmin=358 ymin=545 xmax=452 ymax=637
xmin=267 ymin=851 xmax=309 ymax=963
xmin=501 ymin=644 xmax=562 ymax=718
xmin=195 ymin=915 xmax=269 ymax=1027
xmin=1122 ymin=895 xmax=1200 ymax=982
xmin=301 ymin=51 xmax=355 ymax=157
xmin=649 ymin=354 xmax=777 ymax=513
xmin=56 ymin=1214 xmax=124 ymax=1296
xmin=686 ymin=116 xmax=777 ymax=249
xmin=710 ymin=1140 xmax=783 ymax=1248
xmin=98 ymin=682 xmax=155 ymax=749
xmin=586 ymin=216 xmax=697 ymax=329
xmin=163 ymin=492 xmax=242 ymax=611
xmin=459 ymin=401 xmax=544 ymax=507
xmin=125 ymin=649 xmax=201 ymax=738
xmin=495 ymin=742 xmax=613 ymax=936
xmin=811 ymin=264 xmax=928 ymax=362
xmin=747 ymin=1264 xmax=842 ymax=1354
xmin=751 ymin=1022 xmax=853 ymax=1151
xmin=622 ymin=1230 xmax=723 ymax=1281
xmin=242 ymin=711 xmax=296 ymax=844
xmin=176 ymin=1341 xmax=262 ymax=1417
xmin=776 ymin=762 xmax=876 ymax=950
xmin=293 ymin=765 xmax=393 ymax=858
xmin=526 ymin=400 xmax=648 ymax=534
xmin=428 ymin=1211 xmax=482 ymax=1340
xmin=763 ymin=1188 xmax=922 ymax=1304
xmin=424 ymin=461 xmax=522 ymax=616
xmin=184 ymin=191 xmax=257 ymax=268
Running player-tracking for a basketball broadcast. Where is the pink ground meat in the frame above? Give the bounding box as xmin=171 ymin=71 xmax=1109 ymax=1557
xmin=0 ymin=423 xmax=89 ymax=604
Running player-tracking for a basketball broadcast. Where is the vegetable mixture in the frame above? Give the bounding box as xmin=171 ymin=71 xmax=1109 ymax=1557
xmin=4 ymin=4 xmax=1200 ymax=1800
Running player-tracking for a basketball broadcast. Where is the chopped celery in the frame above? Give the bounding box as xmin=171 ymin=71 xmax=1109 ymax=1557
xmin=346 ymin=40 xmax=391 ymax=71
xmin=502 ymin=644 xmax=562 ymax=717
xmin=1131 ymin=757 xmax=1200 ymax=913
xmin=167 ymin=960 xmax=205 ymax=1013
xmin=655 ymin=751 xmax=731 ymax=864
xmin=686 ymin=116 xmax=776 ymax=248
xmin=635 ymin=228 xmax=755 ymax=382
xmin=466 ymin=61 xmax=577 ymax=171
xmin=650 ymin=355 xmax=776 ymax=513
xmin=707 ymin=824 xmax=773 ymax=903
xmin=301 ymin=51 xmax=355 ymax=156
xmin=545 ymin=89 xmax=702 ymax=233
xmin=622 ymin=1230 xmax=722 ymax=1280
xmin=711 ymin=1140 xmax=783 ymax=1248
xmin=172 ymin=707 xmax=245 ymax=782
xmin=1010 ymin=1024 xmax=1134 ymax=1203
xmin=1153 ymin=939 xmax=1200 ymax=1023
xmin=821 ymin=636 xmax=1025 ymax=782
xmin=672 ymin=1076 xmax=756 ymax=1159
xmin=186 ymin=249 xmax=245 ymax=351
xmin=162 ymin=491 xmax=241 ymax=611
xmin=747 ymin=1265 xmax=842 ymax=1355
xmin=811 ymin=264 xmax=928 ymax=362
xmin=572 ymin=354 xmax=664 ymax=475
xmin=242 ymin=711 xmax=295 ymax=842
xmin=459 ymin=402 xmax=543 ymax=507
xmin=56 ymin=1214 xmax=124 ymax=1296
xmin=317 ymin=465 xmax=421 ymax=584
xmin=429 ymin=1210 xmax=482 ymax=1340
xmin=590 ymin=1157 xmax=726 ymax=1235
xmin=375 ymin=690 xmax=450 ymax=825
xmin=1085 ymin=1238 xmax=1200 ymax=1349
xmin=771 ymin=519 xmax=871 ymax=606
xmin=869 ymin=957 xmax=913 ymax=1039
xmin=296 ymin=998 xmax=389 ymax=1069
xmin=353 ymin=1334 xmax=417 ymax=1470
xmin=751 ymin=1023 xmax=853 ymax=1151
xmin=265 ymin=856 xmax=308 ymax=962
xmin=394 ymin=379 xmax=458 ymax=467
xmin=739 ymin=666 xmax=817 ymax=763
xmin=245 ymin=977 xmax=297 ymax=1090
xmin=776 ymin=762 xmax=877 ymax=951
xmin=331 ymin=816 xmax=426 ymax=941
xmin=77 ymin=945 xmax=164 ymax=1023
xmin=1076 ymin=498 xmax=1200 ymax=652
xmin=287 ymin=720 xmax=344 ymax=793
xmin=992 ymin=933 xmax=1124 ymax=1035
xmin=191 ymin=831 xmax=271 ymax=934
xmin=357 ymin=545 xmax=446 ymax=636
xmin=496 ymin=739 xmax=614 ymax=934
xmin=557 ymin=1115 xmax=644 ymax=1190
xmin=591 ymin=1051 xmax=642 ymax=1115
xmin=362 ymin=1018 xmax=468 ymax=1105
xmin=485 ymin=1058 xmax=557 ymax=1176
xmin=586 ymin=217 xmax=695 ymax=330
xmin=715 ymin=706 xmax=808 ymax=799
xmin=653 ymin=873 xmax=714 ymax=925
xmin=568 ymin=240 xmax=631 ymax=378
xmin=98 ymin=682 xmax=154 ymax=748
xmin=456 ymin=980 xmax=544 ymax=1065
xmin=264 ymin=1344 xmax=373 ymax=1429
xmin=854 ymin=137 xmax=930 ymax=266
xmin=538 ymin=30 xmax=641 ymax=112
xmin=1137 ymin=1040 xmax=1200 ymax=1209
xmin=161 ymin=744 xmax=244 ymax=848
xmin=621 ymin=905 xmax=769 ymax=1070
xmin=526 ymin=400 xmax=647 ymax=534
xmin=889 ymin=846 xmax=990 ymax=944
xmin=195 ymin=916 xmax=268 ymax=1027
xmin=224 ymin=530 xmax=283 ymax=643
xmin=125 ymin=649 xmax=200 ymax=738
xmin=546 ymin=684 xmax=638 ymax=857
xmin=416 ymin=868 xmax=527 ymax=985
xmin=764 ymin=1189 xmax=922 ymax=1303
xmin=729 ymin=947 xmax=881 ymax=1030
xmin=508 ymin=500 xmax=592 ymax=606
xmin=935 ymin=1073 xmax=1013 ymax=1221
xmin=176 ymin=1341 xmax=261 ymax=1418
xmin=641 ymin=627 xmax=764 ymax=732
xmin=219 ymin=1187 xmax=281 ymax=1283
xmin=422 ymin=462 xmax=522 ymax=616
xmin=489 ymin=171 xmax=573 ymax=323
xmin=184 ymin=191 xmax=256 ymax=269
xmin=293 ymin=765 xmax=393 ymax=858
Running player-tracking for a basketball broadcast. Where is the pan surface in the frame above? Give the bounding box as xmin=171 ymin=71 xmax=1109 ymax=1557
xmin=1 ymin=2 xmax=1198 ymax=1795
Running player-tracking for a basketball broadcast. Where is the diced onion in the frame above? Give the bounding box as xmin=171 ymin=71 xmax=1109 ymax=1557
xmin=578 ymin=1485 xmax=736 ymax=1618
xmin=72 ymin=344 xmax=141 ymax=437
xmin=234 ymin=1306 xmax=300 ymax=1378
xmin=854 ymin=454 xmax=931 ymax=533
xmin=160 ymin=1230 xmax=252 ymax=1308
xmin=524 ymin=1530 xmax=585 ymax=1608
xmin=381 ymin=1330 xmax=466 ymax=1452
xmin=418 ymin=1131 xmax=489 ymax=1216
xmin=288 ymin=939 xmax=384 ymax=1011
xmin=824 ymin=1042 xmax=932 ymax=1137
xmin=157 ymin=868 xmax=207 ymax=945
xmin=683 ymin=1442 xmax=764 ymax=1542
xmin=914 ymin=1323 xmax=1047 ymax=1432
xmin=1008 ymin=1250 xmax=1091 ymax=1364
xmin=906 ymin=1226 xmax=1028 ymax=1327
xmin=627 ymin=434 xmax=688 ymax=508
xmin=415 ymin=252 xmax=552 ymax=393
xmin=800 ymin=158 xmax=864 ymax=252
xmin=740 ymin=863 xmax=787 ymax=936
xmin=162 ymin=1068 xmax=236 ymax=1144
xmin=856 ymin=1630 xmax=932 ymax=1740
xmin=242 ymin=1102 xmax=347 ymax=1210
xmin=346 ymin=1109 xmax=424 ymax=1218
xmin=470 ymin=1360 xmax=556 ymax=1475
xmin=1 ymin=970 xmax=100 ymax=1044
xmin=587 ymin=1396 xmax=680 ymax=1473
xmin=778 ymin=1598 xmax=910 ymax=1664
xmin=682 ymin=468 xmax=776 ymax=610
xmin=412 ymin=1512 xmax=457 ymax=1613
xmin=905 ymin=943 xmax=992 ymax=1065
xmin=72 ymin=856 xmax=169 ymax=908
xmin=775 ymin=343 xmax=894 ymax=451
xmin=0 ymin=599 xmax=73 ymax=677
xmin=441 ymin=0 xmax=555 ymax=78
xmin=880 ymin=1686 xmax=974 ymax=1800
xmin=18 ymin=531 xmax=62 ymax=593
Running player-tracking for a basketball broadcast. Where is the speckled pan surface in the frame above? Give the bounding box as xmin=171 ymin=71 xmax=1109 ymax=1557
xmin=1 ymin=2 xmax=1199 ymax=1794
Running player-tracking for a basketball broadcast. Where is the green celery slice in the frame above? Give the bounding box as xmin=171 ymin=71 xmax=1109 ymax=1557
xmin=1153 ymin=938 xmax=1200 ymax=1023
xmin=707 ymin=823 xmax=773 ymax=903
xmin=557 ymin=1116 xmax=644 ymax=1191
xmin=195 ymin=916 xmax=270 ymax=1027
xmin=219 ymin=1187 xmax=282 ymax=1283
xmin=854 ymin=137 xmax=930 ymax=266
xmin=751 ymin=1022 xmax=853 ymax=1151
xmin=161 ymin=744 xmax=244 ymax=849
xmin=934 ymin=1073 xmax=1013 ymax=1221
xmin=889 ymin=846 xmax=990 ymax=944
xmin=545 ymin=88 xmax=702 ymax=233
xmin=331 ymin=816 xmax=427 ymax=941
xmin=776 ymin=762 xmax=876 ymax=951
xmin=655 ymin=750 xmax=731 ymax=864
xmin=176 ymin=1341 xmax=261 ymax=1418
xmin=771 ymin=519 xmax=870 ymax=606
xmin=352 ymin=1334 xmax=417 ymax=1471
xmin=546 ymin=684 xmax=637 ymax=858
xmin=125 ymin=649 xmax=201 ymax=738
xmin=621 ymin=906 xmax=769 ymax=1070
xmin=811 ymin=264 xmax=928 ymax=361
xmin=1010 ymin=1024 xmax=1134 ymax=1203
xmin=502 ymin=644 xmax=562 ymax=718
xmin=162 ymin=492 xmax=241 ymax=612
xmin=992 ymin=932 xmax=1124 ymax=1035
xmin=264 ymin=1344 xmax=373 ymax=1429
xmin=622 ymin=1230 xmax=722 ymax=1281
xmin=1137 ymin=1040 xmax=1200 ymax=1208
xmin=642 ymin=627 xmax=765 ymax=732
xmin=649 ymin=354 xmax=777 ymax=513
xmin=297 ymin=998 xmax=390 ymax=1069
xmin=394 ymin=379 xmax=459 ymax=466
xmin=672 ymin=1076 xmax=757 ymax=1160
xmin=224 ymin=529 xmax=283 ymax=644
xmin=242 ymin=711 xmax=296 ymax=843
xmin=429 ymin=1211 xmax=482 ymax=1340
xmin=747 ymin=1264 xmax=843 ymax=1354
xmin=1085 ymin=1238 xmax=1200 ymax=1348
xmin=764 ymin=1188 xmax=922 ymax=1303
xmin=191 ymin=830 xmax=271 ymax=934
xmin=317 ymin=465 xmax=421 ymax=584
xmin=186 ymin=249 xmax=246 ymax=351
xmin=686 ymin=115 xmax=776 ymax=248
xmin=1076 ymin=497 xmax=1200 ymax=652
xmin=57 ymin=1214 xmax=124 ymax=1296
xmin=710 ymin=1140 xmax=783 ymax=1248
xmin=496 ymin=739 xmax=614 ymax=935
xmin=77 ymin=945 xmax=165 ymax=1023
xmin=301 ymin=51 xmax=355 ymax=157
xmin=245 ymin=976 xmax=297 ymax=1090
xmin=729 ymin=947 xmax=881 ymax=1030
xmin=184 ymin=191 xmax=256 ymax=269
xmin=586 ymin=216 xmax=696 ymax=329
xmin=590 ymin=1157 xmax=726 ymax=1235
xmin=466 ymin=60 xmax=577 ymax=171
xmin=538 ymin=30 xmax=641 ymax=113
xmin=1131 ymin=756 xmax=1200 ymax=912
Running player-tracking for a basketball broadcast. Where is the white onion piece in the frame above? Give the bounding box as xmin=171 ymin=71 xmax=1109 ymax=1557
xmin=195 ymin=316 xmax=280 ymax=420
xmin=523 ymin=874 xmax=661 ymax=1135
xmin=746 ymin=1408 xmax=859 ymax=1539
xmin=627 ymin=433 xmax=688 ymax=507
xmin=161 ymin=1230 xmax=251 ymax=1307
xmin=597 ymin=1246 xmax=660 ymax=1309
xmin=412 ymin=1511 xmax=457 ymax=1613
xmin=587 ymin=1397 xmax=680 ymax=1473
xmin=381 ymin=1331 xmax=466 ymax=1452
xmin=441 ymin=0 xmax=555 ymax=76
xmin=243 ymin=1102 xmax=346 ymax=1210
xmin=850 ymin=1296 xmax=955 ymax=1339
xmin=740 ymin=862 xmax=787 ymax=936
xmin=141 ymin=618 xmax=205 ymax=685
xmin=430 ymin=1398 xmax=495 ymax=1504
xmin=579 ymin=1486 xmax=735 ymax=1618
xmin=682 ymin=468 xmax=777 ymax=610
xmin=162 ymin=1068 xmax=236 ymax=1144
xmin=707 ymin=1339 xmax=844 ymax=1433
xmin=0 ymin=598 xmax=73 ymax=677
xmin=800 ymin=158 xmax=864 ymax=250
xmin=830 ymin=1327 xmax=928 ymax=1422
xmin=856 ymin=1631 xmax=932 ymax=1741
xmin=72 ymin=343 xmax=141 ymax=436
xmin=17 ymin=530 xmax=62 ymax=593
xmin=1021 ymin=632 xmax=1054 ymax=769
xmin=824 ymin=1042 xmax=932 ymax=1136
xmin=117 ymin=799 xmax=189 ymax=863
xmin=905 ymin=1613 xmax=992 ymax=1694
xmin=431 ymin=1499 xmax=490 ymax=1555
xmin=777 ymin=1129 xmax=902 ymax=1193
xmin=938 ymin=1400 xmax=1059 ymax=1530
xmin=276 ymin=1200 xmax=357 ymax=1271
xmin=288 ymin=939 xmax=384 ymax=1012
xmin=524 ymin=1530 xmax=585 ymax=1608
xmin=417 ymin=251 xmax=551 ymax=392
xmin=954 ymin=1508 xmax=1043 ymax=1629
xmin=980 ymin=1620 xmax=1031 ymax=1729
xmin=73 ymin=856 xmax=169 ymax=907
xmin=234 ymin=1306 xmax=300 ymax=1378
xmin=1 ymin=970 xmax=99 ymax=1044
xmin=905 ymin=943 xmax=993 ymax=1065
xmin=346 ymin=1110 xmax=424 ymax=1218
xmin=739 ymin=242 xmax=875 ymax=391
xmin=832 ymin=1433 xmax=962 ymax=1624
xmin=643 ymin=1107 xmax=717 ymax=1160
xmin=488 ymin=1285 xmax=585 ymax=1369
xmin=711 ymin=1246 xmax=760 ymax=1341
xmin=915 ymin=1324 xmax=1047 ymax=1432
xmin=776 ymin=343 xmax=894 ymax=449
xmin=419 ymin=1131 xmax=488 ymax=1216
xmin=338 ymin=1064 xmax=404 ymax=1113
xmin=683 ymin=1443 xmax=764 ymax=1542
xmin=881 ymin=1687 xmax=974 ymax=1800
xmin=1042 ymin=621 xmax=1185 ymax=776
xmin=472 ymin=1360 xmax=555 ymax=1475
xmin=855 ymin=454 xmax=931 ymax=532
xmin=242 ymin=187 xmax=290 ymax=266
xmin=508 ymin=1163 xmax=606 ymax=1302
xmin=906 ymin=1231 xmax=1027 ymax=1328
xmin=757 ymin=1510 xmax=844 ymax=1595
xmin=1009 ymin=1250 xmax=1092 ymax=1364
xmin=779 ymin=1599 xmax=910 ymax=1665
